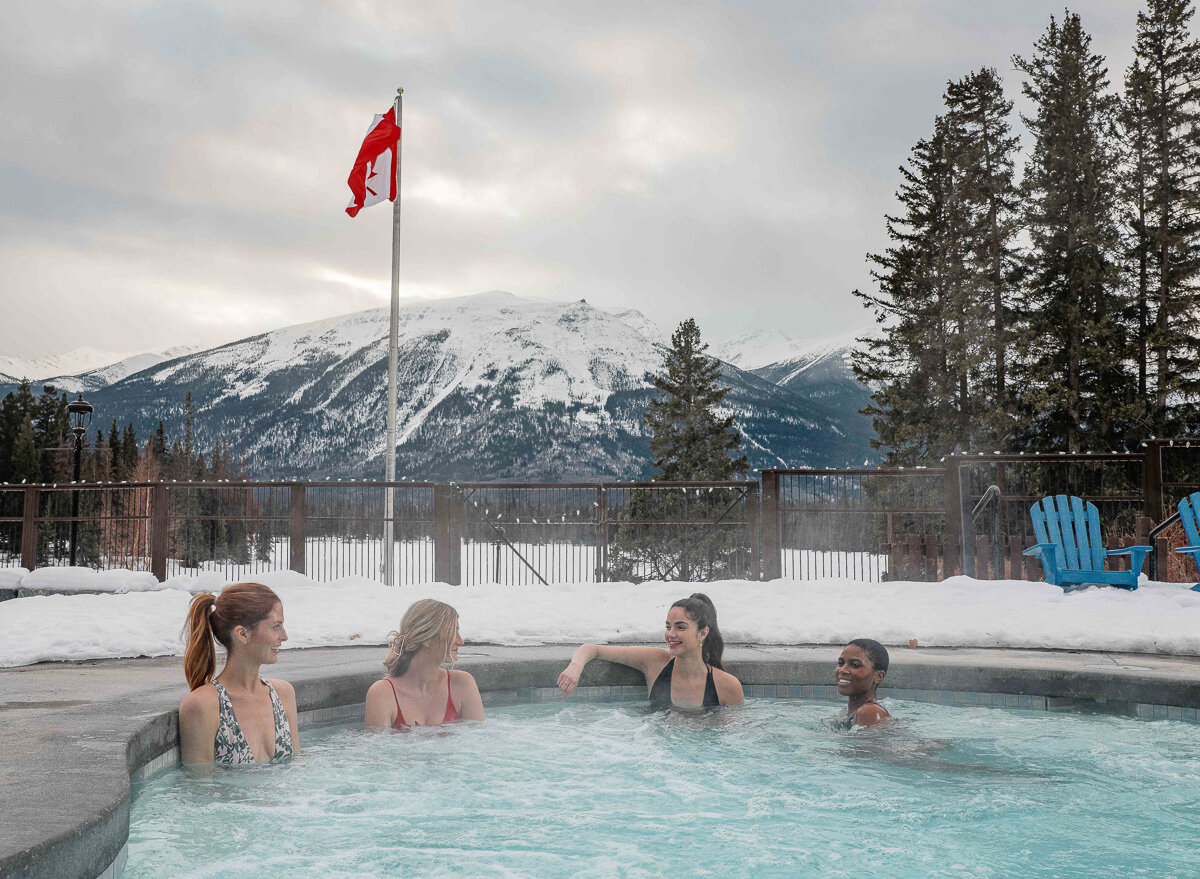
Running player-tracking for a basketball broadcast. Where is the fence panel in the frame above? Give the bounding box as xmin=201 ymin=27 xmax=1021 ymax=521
xmin=772 ymin=469 xmax=946 ymax=581
xmin=604 ymin=483 xmax=758 ymax=584
xmin=456 ymin=484 xmax=602 ymax=585
xmin=952 ymin=455 xmax=1146 ymax=579
xmin=455 ymin=482 xmax=758 ymax=585
xmin=0 ymin=488 xmax=24 ymax=568
xmin=27 ymin=485 xmax=155 ymax=571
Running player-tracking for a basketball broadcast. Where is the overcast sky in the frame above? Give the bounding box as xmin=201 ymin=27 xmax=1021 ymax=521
xmin=0 ymin=0 xmax=1143 ymax=360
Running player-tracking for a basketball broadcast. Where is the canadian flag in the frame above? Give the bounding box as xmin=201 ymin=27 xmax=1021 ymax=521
xmin=345 ymin=107 xmax=402 ymax=218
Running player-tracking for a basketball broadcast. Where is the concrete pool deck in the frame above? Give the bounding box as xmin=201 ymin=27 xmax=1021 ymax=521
xmin=3 ymin=644 xmax=1200 ymax=879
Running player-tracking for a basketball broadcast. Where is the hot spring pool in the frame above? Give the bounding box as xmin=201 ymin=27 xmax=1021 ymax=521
xmin=124 ymin=699 xmax=1198 ymax=878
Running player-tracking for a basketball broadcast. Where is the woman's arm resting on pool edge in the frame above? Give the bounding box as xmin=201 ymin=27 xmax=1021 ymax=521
xmin=557 ymin=644 xmax=668 ymax=697
xmin=178 ymin=686 xmax=219 ymax=765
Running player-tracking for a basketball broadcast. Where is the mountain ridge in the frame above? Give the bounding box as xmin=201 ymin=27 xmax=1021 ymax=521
xmin=1 ymin=293 xmax=876 ymax=479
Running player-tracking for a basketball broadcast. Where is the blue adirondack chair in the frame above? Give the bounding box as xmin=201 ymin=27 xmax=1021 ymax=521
xmin=1171 ymin=492 xmax=1200 ymax=591
xmin=1022 ymin=495 xmax=1150 ymax=590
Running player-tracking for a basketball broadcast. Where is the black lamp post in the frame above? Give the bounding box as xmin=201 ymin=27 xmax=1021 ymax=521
xmin=67 ymin=394 xmax=93 ymax=566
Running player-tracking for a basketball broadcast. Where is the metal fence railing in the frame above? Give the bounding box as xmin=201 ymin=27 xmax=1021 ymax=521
xmin=0 ymin=479 xmax=757 ymax=586
xmin=763 ymin=469 xmax=945 ymax=582
xmin=5 ymin=442 xmax=1200 ymax=586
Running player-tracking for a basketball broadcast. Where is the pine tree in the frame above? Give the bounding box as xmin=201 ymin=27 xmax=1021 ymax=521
xmin=1132 ymin=0 xmax=1200 ymax=431
xmin=644 ymin=318 xmax=748 ymax=480
xmin=1122 ymin=57 xmax=1155 ymax=404
xmin=11 ymin=417 xmax=38 ymax=482
xmin=854 ymin=117 xmax=980 ymax=464
xmin=943 ymin=67 xmax=1021 ymax=438
xmin=609 ymin=319 xmax=748 ymax=582
xmin=33 ymin=385 xmax=66 ymax=482
xmin=1012 ymin=13 xmax=1133 ymax=452
xmin=0 ymin=382 xmax=35 ymax=482
xmin=107 ymin=420 xmax=121 ymax=480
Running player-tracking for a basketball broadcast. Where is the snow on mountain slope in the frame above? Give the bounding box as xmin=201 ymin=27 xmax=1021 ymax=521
xmin=85 ymin=291 xmax=873 ymax=479
xmin=715 ymin=330 xmax=810 ymax=371
xmin=0 ymin=347 xmax=138 ymax=383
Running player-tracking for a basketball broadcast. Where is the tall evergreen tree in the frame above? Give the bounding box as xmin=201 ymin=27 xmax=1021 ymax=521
xmin=1012 ymin=12 xmax=1133 ymax=452
xmin=854 ymin=117 xmax=979 ymax=464
xmin=1132 ymin=0 xmax=1200 ymax=431
xmin=11 ymin=417 xmax=38 ymax=482
xmin=944 ymin=68 xmax=1021 ymax=437
xmin=1122 ymin=57 xmax=1155 ymax=404
xmin=645 ymin=318 xmax=748 ymax=480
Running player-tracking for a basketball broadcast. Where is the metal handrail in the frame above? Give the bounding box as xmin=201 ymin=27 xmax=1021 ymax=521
xmin=960 ymin=483 xmax=1002 ymax=577
xmin=1147 ymin=510 xmax=1181 ymax=580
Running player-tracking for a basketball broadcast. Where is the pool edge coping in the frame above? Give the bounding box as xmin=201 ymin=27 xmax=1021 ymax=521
xmin=4 ymin=644 xmax=1200 ymax=879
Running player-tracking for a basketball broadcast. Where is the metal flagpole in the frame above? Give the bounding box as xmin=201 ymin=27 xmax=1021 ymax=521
xmin=384 ymin=87 xmax=403 ymax=586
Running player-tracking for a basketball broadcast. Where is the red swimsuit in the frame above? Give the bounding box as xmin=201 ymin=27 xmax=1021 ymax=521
xmin=387 ymin=674 xmax=459 ymax=729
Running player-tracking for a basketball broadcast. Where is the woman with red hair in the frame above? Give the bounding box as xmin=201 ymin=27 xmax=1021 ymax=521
xmin=178 ymin=582 xmax=299 ymax=765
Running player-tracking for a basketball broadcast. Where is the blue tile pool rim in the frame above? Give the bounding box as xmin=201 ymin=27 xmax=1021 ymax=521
xmin=4 ymin=644 xmax=1200 ymax=879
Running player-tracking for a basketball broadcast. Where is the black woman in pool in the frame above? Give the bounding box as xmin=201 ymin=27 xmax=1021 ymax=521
xmin=178 ymin=582 xmax=299 ymax=765
xmin=557 ymin=593 xmax=744 ymax=709
xmin=835 ymin=638 xmax=891 ymax=728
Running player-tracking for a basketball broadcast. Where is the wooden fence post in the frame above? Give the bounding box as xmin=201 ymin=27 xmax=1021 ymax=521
xmin=289 ymin=484 xmax=306 ymax=574
xmin=760 ymin=470 xmax=782 ymax=580
xmin=1144 ymin=441 xmax=1164 ymax=521
xmin=944 ymin=458 xmax=962 ymax=577
xmin=150 ymin=483 xmax=169 ymax=581
xmin=21 ymin=486 xmax=38 ymax=571
xmin=746 ymin=483 xmax=762 ymax=580
xmin=432 ymin=485 xmax=463 ymax=585
xmin=596 ymin=485 xmax=608 ymax=582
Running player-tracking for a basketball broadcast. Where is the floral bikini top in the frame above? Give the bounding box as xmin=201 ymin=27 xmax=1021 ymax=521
xmin=212 ymin=679 xmax=294 ymax=765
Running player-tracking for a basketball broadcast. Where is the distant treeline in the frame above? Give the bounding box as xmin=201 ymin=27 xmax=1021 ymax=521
xmin=0 ymin=381 xmax=243 ymax=485
xmin=856 ymin=1 xmax=1200 ymax=463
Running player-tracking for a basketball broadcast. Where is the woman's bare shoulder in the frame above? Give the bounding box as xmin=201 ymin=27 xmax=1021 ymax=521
xmin=266 ymin=678 xmax=294 ymax=697
xmin=179 ymin=684 xmax=218 ymax=717
xmin=713 ymin=668 xmax=744 ymax=704
xmin=365 ymin=678 xmax=395 ymax=697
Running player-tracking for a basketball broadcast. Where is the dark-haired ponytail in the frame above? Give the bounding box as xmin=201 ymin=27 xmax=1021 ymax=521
xmin=671 ymin=592 xmax=725 ymax=670
xmin=183 ymin=592 xmax=218 ymax=691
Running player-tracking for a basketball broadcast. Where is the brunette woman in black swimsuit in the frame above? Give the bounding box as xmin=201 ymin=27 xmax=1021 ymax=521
xmin=557 ymin=593 xmax=743 ymax=710
xmin=835 ymin=638 xmax=891 ymax=728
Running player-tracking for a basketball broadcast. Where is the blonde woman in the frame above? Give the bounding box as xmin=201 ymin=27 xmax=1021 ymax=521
xmin=365 ymin=599 xmax=485 ymax=729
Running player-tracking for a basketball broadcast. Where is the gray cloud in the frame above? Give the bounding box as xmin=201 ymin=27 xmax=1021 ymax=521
xmin=0 ymin=0 xmax=1148 ymax=358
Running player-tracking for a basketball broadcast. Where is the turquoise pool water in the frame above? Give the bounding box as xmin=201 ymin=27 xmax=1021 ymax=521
xmin=125 ymin=699 xmax=1199 ymax=878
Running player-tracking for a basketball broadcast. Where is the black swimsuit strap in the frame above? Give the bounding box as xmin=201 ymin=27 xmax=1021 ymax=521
xmin=702 ymin=666 xmax=720 ymax=708
xmin=649 ymin=659 xmax=721 ymax=709
xmin=649 ymin=658 xmax=674 ymax=709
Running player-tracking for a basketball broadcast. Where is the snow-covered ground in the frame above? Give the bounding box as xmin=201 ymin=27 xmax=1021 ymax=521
xmin=2 ymin=570 xmax=1199 ymax=667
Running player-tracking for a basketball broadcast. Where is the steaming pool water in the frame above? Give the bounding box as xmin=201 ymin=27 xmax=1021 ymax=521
xmin=124 ymin=699 xmax=1199 ymax=878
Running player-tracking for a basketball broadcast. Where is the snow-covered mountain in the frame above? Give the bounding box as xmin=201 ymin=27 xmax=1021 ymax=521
xmin=0 ymin=345 xmax=212 ymax=392
xmin=42 ymin=292 xmax=870 ymax=479
xmin=750 ymin=329 xmax=870 ymax=405
xmin=1 ymin=294 xmax=877 ymax=478
xmin=0 ymin=347 xmax=139 ymax=385
xmin=715 ymin=330 xmax=811 ymax=371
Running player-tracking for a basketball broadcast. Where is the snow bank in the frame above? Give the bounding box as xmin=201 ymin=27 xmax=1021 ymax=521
xmin=0 ymin=567 xmax=28 ymax=590
xmin=20 ymin=566 xmax=165 ymax=593
xmin=2 ymin=573 xmax=1200 ymax=667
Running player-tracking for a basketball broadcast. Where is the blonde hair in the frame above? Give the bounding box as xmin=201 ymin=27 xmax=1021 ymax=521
xmin=383 ymin=599 xmax=459 ymax=677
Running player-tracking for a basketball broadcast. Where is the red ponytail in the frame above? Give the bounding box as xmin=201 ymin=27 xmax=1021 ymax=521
xmin=181 ymin=582 xmax=281 ymax=690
